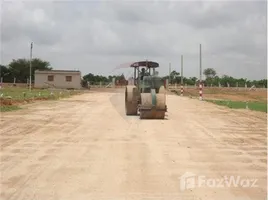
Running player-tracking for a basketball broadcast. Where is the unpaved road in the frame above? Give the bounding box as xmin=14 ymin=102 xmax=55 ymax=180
xmin=1 ymin=89 xmax=267 ymax=200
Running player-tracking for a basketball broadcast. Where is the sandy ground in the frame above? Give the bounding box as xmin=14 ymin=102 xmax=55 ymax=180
xmin=0 ymin=89 xmax=267 ymax=200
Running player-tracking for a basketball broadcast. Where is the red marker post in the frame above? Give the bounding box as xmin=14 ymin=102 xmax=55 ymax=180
xmin=199 ymin=83 xmax=203 ymax=100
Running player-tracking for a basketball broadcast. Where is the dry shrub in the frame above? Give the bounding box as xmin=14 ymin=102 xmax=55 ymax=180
xmin=0 ymin=97 xmax=13 ymax=105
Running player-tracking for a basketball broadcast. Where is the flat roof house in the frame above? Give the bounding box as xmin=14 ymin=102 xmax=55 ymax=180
xmin=34 ymin=70 xmax=81 ymax=89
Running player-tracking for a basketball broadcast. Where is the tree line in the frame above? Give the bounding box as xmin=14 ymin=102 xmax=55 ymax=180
xmin=0 ymin=58 xmax=267 ymax=88
xmin=160 ymin=68 xmax=267 ymax=88
xmin=200 ymin=68 xmax=266 ymax=88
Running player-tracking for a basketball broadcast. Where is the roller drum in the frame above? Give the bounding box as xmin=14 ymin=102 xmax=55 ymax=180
xmin=139 ymin=92 xmax=166 ymax=119
xmin=125 ymin=85 xmax=138 ymax=115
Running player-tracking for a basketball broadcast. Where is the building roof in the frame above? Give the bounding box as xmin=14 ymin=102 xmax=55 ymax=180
xmin=35 ymin=69 xmax=81 ymax=74
xmin=35 ymin=69 xmax=80 ymax=72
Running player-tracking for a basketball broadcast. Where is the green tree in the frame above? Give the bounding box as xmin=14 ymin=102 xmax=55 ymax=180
xmin=0 ymin=65 xmax=13 ymax=82
xmin=170 ymin=70 xmax=180 ymax=84
xmin=7 ymin=58 xmax=52 ymax=83
xmin=83 ymin=73 xmax=95 ymax=82
xmin=255 ymin=79 xmax=267 ymax=88
xmin=203 ymin=68 xmax=217 ymax=79
xmin=161 ymin=75 xmax=169 ymax=82
xmin=83 ymin=73 xmax=109 ymax=84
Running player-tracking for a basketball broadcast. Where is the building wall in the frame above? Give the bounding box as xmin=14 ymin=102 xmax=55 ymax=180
xmin=34 ymin=72 xmax=81 ymax=89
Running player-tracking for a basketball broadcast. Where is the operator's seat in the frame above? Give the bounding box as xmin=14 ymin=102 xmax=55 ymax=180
xmin=140 ymin=68 xmax=147 ymax=80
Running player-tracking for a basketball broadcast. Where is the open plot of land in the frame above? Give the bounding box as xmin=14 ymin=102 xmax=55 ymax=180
xmin=171 ymin=87 xmax=266 ymax=102
xmin=171 ymin=87 xmax=267 ymax=112
xmin=0 ymin=88 xmax=267 ymax=200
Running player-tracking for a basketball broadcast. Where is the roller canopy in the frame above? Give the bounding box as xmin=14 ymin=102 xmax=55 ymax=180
xmin=130 ymin=61 xmax=159 ymax=68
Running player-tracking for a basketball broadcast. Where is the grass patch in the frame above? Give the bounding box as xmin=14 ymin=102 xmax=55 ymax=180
xmin=0 ymin=105 xmax=21 ymax=112
xmin=206 ymin=99 xmax=267 ymax=113
xmin=0 ymin=87 xmax=82 ymax=112
xmin=0 ymin=88 xmax=80 ymax=100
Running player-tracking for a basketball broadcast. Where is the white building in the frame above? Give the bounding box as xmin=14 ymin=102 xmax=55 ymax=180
xmin=34 ymin=70 xmax=81 ymax=89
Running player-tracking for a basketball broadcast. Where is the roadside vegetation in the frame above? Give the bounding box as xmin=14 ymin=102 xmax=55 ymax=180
xmin=0 ymin=87 xmax=81 ymax=112
xmin=171 ymin=86 xmax=267 ymax=113
xmin=205 ymin=99 xmax=267 ymax=113
xmin=0 ymin=105 xmax=21 ymax=112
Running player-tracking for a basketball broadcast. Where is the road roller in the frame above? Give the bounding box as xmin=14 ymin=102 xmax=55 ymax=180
xmin=125 ymin=61 xmax=167 ymax=119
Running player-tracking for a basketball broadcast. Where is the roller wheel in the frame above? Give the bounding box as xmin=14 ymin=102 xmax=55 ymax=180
xmin=125 ymin=85 xmax=138 ymax=115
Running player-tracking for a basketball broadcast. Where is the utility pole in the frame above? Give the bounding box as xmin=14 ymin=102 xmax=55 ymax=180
xmin=181 ymin=55 xmax=183 ymax=85
xmin=180 ymin=55 xmax=184 ymax=96
xmin=199 ymin=44 xmax=202 ymax=82
xmin=169 ymin=62 xmax=171 ymax=81
xmin=29 ymin=42 xmax=33 ymax=92
xmin=199 ymin=43 xmax=203 ymax=100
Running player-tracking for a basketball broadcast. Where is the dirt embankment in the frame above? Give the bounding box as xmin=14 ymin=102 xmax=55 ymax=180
xmin=0 ymin=97 xmax=51 ymax=106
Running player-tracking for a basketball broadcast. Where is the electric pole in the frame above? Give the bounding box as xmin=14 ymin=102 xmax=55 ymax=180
xmin=199 ymin=44 xmax=202 ymax=82
xmin=29 ymin=42 xmax=33 ymax=91
xmin=180 ymin=55 xmax=184 ymax=96
xmin=181 ymin=55 xmax=183 ymax=85
xmin=199 ymin=43 xmax=203 ymax=100
xmin=169 ymin=62 xmax=171 ymax=82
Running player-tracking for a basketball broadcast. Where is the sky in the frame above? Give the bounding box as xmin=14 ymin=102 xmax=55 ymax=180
xmin=1 ymin=0 xmax=267 ymax=80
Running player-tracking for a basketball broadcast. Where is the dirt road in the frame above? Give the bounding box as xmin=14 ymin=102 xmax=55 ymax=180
xmin=1 ymin=89 xmax=267 ymax=200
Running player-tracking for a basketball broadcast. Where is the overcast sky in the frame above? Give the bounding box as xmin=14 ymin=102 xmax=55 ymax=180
xmin=1 ymin=0 xmax=267 ymax=80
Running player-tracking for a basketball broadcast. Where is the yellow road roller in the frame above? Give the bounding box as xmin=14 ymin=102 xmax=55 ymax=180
xmin=125 ymin=61 xmax=167 ymax=119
